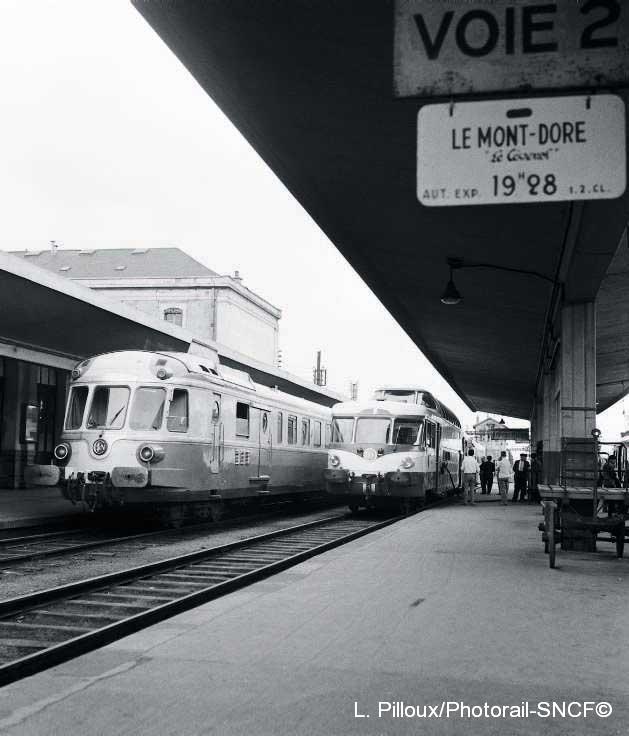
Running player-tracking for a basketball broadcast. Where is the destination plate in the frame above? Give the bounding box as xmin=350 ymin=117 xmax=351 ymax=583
xmin=417 ymin=95 xmax=626 ymax=207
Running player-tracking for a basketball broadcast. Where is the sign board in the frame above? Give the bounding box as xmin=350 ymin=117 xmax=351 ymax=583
xmin=395 ymin=0 xmax=629 ymax=97
xmin=417 ymin=95 xmax=626 ymax=207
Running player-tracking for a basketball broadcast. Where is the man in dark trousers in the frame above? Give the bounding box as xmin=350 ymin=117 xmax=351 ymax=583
xmin=479 ymin=456 xmax=495 ymax=494
xmin=512 ymin=453 xmax=530 ymax=503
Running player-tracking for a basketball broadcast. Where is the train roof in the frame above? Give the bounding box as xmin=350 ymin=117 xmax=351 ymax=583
xmin=71 ymin=351 xmax=331 ymax=416
xmin=332 ymin=399 xmax=461 ymax=427
xmin=371 ymin=386 xmax=461 ymax=427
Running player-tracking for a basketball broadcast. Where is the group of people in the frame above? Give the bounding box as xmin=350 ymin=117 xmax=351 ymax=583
xmin=460 ymin=450 xmax=542 ymax=506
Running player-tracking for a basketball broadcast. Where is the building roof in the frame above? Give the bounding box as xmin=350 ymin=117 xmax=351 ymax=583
xmin=9 ymin=247 xmax=219 ymax=280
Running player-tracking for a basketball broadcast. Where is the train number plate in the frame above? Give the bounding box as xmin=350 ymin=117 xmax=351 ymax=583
xmin=417 ymin=95 xmax=626 ymax=206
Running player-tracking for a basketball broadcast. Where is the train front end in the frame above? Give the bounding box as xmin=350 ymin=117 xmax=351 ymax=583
xmin=26 ymin=352 xmax=193 ymax=512
xmin=324 ymin=401 xmax=429 ymax=511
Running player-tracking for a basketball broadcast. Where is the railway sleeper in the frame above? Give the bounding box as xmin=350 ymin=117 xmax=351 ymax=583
xmin=14 ymin=610 xmax=121 ymax=629
xmin=158 ymin=572 xmax=229 ymax=584
xmin=0 ymin=640 xmax=47 ymax=661
xmin=52 ymin=599 xmax=158 ymax=615
xmin=114 ymin=584 xmax=206 ymax=597
xmin=83 ymin=592 xmax=173 ymax=606
xmin=0 ymin=621 xmax=91 ymax=643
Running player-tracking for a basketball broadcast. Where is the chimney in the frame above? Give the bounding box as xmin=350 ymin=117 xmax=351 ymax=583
xmin=50 ymin=240 xmax=59 ymax=255
xmin=233 ymin=270 xmax=243 ymax=282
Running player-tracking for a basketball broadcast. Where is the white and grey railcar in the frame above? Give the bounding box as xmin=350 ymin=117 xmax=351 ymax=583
xmin=26 ymin=350 xmax=332 ymax=522
xmin=324 ymin=387 xmax=463 ymax=512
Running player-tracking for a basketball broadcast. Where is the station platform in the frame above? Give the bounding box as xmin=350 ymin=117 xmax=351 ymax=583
xmin=0 ymin=487 xmax=87 ymax=530
xmin=0 ymin=501 xmax=626 ymax=735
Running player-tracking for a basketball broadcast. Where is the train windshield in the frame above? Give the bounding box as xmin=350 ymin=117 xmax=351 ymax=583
xmin=355 ymin=417 xmax=391 ymax=444
xmin=331 ymin=417 xmax=354 ymax=443
xmin=392 ymin=418 xmax=424 ymax=445
xmin=130 ymin=387 xmax=166 ymax=430
xmin=65 ymin=386 xmax=89 ymax=430
xmin=86 ymin=386 xmax=130 ymax=430
xmin=373 ymin=389 xmax=415 ymax=403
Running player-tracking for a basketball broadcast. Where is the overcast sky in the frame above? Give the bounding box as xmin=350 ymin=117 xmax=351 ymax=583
xmin=0 ymin=0 xmax=625 ymax=436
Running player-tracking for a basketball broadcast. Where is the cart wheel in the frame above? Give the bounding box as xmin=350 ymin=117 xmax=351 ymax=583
xmin=548 ymin=520 xmax=556 ymax=568
xmin=543 ymin=502 xmax=556 ymax=569
xmin=616 ymin=525 xmax=624 ymax=558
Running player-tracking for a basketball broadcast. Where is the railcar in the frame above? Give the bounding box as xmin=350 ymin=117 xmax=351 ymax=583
xmin=26 ymin=350 xmax=332 ymax=523
xmin=324 ymin=387 xmax=464 ymax=512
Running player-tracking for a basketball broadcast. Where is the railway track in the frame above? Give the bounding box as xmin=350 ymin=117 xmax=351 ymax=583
xmin=0 ymin=527 xmax=166 ymax=566
xmin=0 ymin=500 xmax=342 ymax=567
xmin=0 ymin=512 xmax=403 ymax=686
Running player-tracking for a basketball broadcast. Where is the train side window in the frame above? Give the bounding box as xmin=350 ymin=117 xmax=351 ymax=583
xmin=425 ymin=421 xmax=436 ymax=448
xmin=235 ymin=402 xmax=250 ymax=437
xmin=66 ymin=386 xmax=89 ymax=430
xmin=277 ymin=411 xmax=283 ymax=444
xmin=287 ymin=415 xmax=297 ymax=445
xmin=301 ymin=418 xmax=310 ymax=446
xmin=313 ymin=420 xmax=322 ymax=447
xmin=167 ymin=389 xmax=189 ymax=432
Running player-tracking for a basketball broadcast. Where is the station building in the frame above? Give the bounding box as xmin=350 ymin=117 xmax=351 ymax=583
xmin=470 ymin=416 xmax=530 ymax=464
xmin=0 ymin=251 xmax=339 ymax=489
xmin=11 ymin=247 xmax=281 ymax=367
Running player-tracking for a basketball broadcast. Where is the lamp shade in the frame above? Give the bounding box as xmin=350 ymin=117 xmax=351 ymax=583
xmin=440 ymin=278 xmax=462 ymax=305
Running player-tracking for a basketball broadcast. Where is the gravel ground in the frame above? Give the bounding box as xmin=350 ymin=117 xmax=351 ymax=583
xmin=0 ymin=503 xmax=351 ymax=601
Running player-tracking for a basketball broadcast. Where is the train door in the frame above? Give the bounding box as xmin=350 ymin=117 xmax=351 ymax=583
xmin=252 ymin=406 xmax=272 ymax=480
xmin=434 ymin=422 xmax=442 ymax=492
xmin=425 ymin=420 xmax=437 ymax=491
xmin=209 ymin=393 xmax=222 ymax=474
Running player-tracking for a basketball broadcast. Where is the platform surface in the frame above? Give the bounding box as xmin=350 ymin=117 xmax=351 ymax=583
xmin=0 ymin=487 xmax=87 ymax=530
xmin=0 ymin=502 xmax=626 ymax=735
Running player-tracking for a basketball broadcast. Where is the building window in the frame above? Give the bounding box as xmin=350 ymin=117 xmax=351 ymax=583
xmin=167 ymin=389 xmax=189 ymax=432
xmin=236 ymin=402 xmax=250 ymax=437
xmin=287 ymin=415 xmax=297 ymax=445
xmin=164 ymin=307 xmax=183 ymax=327
xmin=276 ymin=411 xmax=283 ymax=444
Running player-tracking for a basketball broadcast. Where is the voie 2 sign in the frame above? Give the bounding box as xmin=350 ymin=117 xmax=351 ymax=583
xmin=395 ymin=0 xmax=629 ymax=96
xmin=417 ymin=95 xmax=626 ymax=206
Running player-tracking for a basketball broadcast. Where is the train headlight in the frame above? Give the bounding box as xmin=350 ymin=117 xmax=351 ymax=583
xmin=329 ymin=454 xmax=341 ymax=468
xmin=400 ymin=457 xmax=415 ymax=469
xmin=137 ymin=444 xmax=165 ymax=464
xmin=155 ymin=367 xmax=172 ymax=380
xmin=53 ymin=443 xmax=72 ymax=463
xmin=70 ymin=358 xmax=91 ymax=381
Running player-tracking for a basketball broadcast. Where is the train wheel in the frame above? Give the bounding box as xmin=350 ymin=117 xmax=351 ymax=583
xmin=348 ymin=503 xmax=360 ymax=514
xmin=399 ymin=499 xmax=413 ymax=516
xmin=209 ymin=502 xmax=225 ymax=522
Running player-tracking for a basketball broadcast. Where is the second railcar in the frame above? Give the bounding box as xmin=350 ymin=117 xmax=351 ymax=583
xmin=324 ymin=389 xmax=463 ymax=512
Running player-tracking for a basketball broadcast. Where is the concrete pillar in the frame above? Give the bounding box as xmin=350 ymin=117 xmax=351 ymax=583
xmin=540 ymin=301 xmax=596 ymax=485
xmin=560 ymin=301 xmax=596 ymax=437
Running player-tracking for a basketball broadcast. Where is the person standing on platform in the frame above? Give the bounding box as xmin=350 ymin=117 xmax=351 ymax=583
xmin=480 ymin=455 xmax=495 ymax=494
xmin=529 ymin=453 xmax=542 ymax=503
xmin=496 ymin=451 xmax=511 ymax=505
xmin=461 ymin=449 xmax=480 ymax=505
xmin=512 ymin=453 xmax=530 ymax=502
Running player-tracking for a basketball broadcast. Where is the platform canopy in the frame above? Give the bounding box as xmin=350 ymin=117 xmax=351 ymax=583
xmin=133 ymin=1 xmax=629 ymax=419
xmin=0 ymin=252 xmax=191 ymax=360
xmin=0 ymin=252 xmax=343 ymax=407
